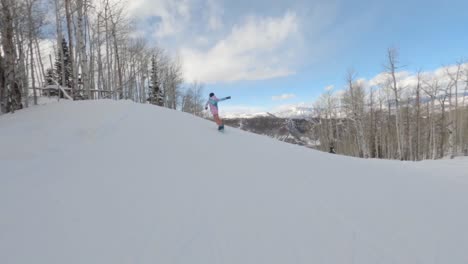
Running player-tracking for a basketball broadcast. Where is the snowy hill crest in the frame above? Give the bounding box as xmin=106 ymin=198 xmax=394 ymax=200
xmin=1 ymin=100 xmax=468 ymax=264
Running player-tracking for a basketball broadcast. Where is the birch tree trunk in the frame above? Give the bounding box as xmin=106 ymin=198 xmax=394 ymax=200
xmin=447 ymin=63 xmax=462 ymax=157
xmin=415 ymin=72 xmax=422 ymax=160
xmin=34 ymin=37 xmax=46 ymax=83
xmin=0 ymin=53 xmax=4 ymax=113
xmin=85 ymin=11 xmax=96 ymax=98
xmin=111 ymin=20 xmax=123 ymax=99
xmin=423 ymin=80 xmax=439 ymax=159
xmin=1 ymin=0 xmax=21 ymax=113
xmin=27 ymin=0 xmax=38 ymax=105
xmin=104 ymin=0 xmax=112 ymax=95
xmin=462 ymin=68 xmax=468 ymax=154
xmin=12 ymin=4 xmax=28 ymax=109
xmin=346 ymin=71 xmax=369 ymax=158
xmin=386 ymin=48 xmax=403 ymax=160
xmin=96 ymin=12 xmax=104 ymax=95
xmin=76 ymin=0 xmax=90 ymax=98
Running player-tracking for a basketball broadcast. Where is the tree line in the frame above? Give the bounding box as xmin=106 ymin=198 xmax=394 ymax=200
xmin=0 ymin=0 xmax=193 ymax=113
xmin=312 ymin=48 xmax=468 ymax=160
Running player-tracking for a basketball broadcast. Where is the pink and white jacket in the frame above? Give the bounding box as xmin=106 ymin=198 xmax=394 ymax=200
xmin=205 ymin=96 xmax=230 ymax=115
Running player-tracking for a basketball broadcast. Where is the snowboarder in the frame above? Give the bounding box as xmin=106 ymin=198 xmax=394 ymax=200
xmin=205 ymin=92 xmax=231 ymax=130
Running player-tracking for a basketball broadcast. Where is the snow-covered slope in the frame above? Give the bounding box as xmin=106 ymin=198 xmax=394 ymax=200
xmin=1 ymin=100 xmax=467 ymax=264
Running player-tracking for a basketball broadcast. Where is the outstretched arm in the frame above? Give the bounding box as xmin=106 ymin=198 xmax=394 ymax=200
xmin=219 ymin=96 xmax=231 ymax=101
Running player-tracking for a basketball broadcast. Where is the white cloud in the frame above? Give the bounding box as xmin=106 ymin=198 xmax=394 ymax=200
xmin=325 ymin=85 xmax=334 ymax=92
xmin=124 ymin=1 xmax=345 ymax=84
xmin=127 ymin=0 xmax=191 ymax=38
xmin=208 ymin=14 xmax=223 ymax=31
xmin=126 ymin=0 xmax=222 ymax=38
xmin=368 ymin=71 xmax=412 ymax=87
xmin=349 ymin=63 xmax=468 ymax=100
xmin=206 ymin=0 xmax=224 ymax=31
xmin=180 ymin=11 xmax=301 ymax=83
xmin=272 ymin=93 xmax=296 ymax=101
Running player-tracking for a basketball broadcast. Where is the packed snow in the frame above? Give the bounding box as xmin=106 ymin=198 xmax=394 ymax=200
xmin=1 ymin=100 xmax=467 ymax=264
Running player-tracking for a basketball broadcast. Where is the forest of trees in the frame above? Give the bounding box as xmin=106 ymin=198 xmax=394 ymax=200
xmin=0 ymin=0 xmax=190 ymax=113
xmin=311 ymin=49 xmax=468 ymax=160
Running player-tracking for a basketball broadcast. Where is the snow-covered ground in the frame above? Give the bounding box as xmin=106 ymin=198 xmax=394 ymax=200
xmin=1 ymin=100 xmax=467 ymax=264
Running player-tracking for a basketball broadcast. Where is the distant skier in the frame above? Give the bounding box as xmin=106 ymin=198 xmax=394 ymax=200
xmin=205 ymin=92 xmax=231 ymax=130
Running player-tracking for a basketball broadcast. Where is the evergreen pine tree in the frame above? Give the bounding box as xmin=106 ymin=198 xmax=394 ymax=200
xmin=55 ymin=38 xmax=73 ymax=88
xmin=158 ymin=86 xmax=165 ymax=106
xmin=45 ymin=68 xmax=55 ymax=86
xmin=149 ymin=55 xmax=164 ymax=106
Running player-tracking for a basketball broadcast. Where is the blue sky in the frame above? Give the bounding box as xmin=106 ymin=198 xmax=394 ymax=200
xmin=128 ymin=0 xmax=468 ymax=114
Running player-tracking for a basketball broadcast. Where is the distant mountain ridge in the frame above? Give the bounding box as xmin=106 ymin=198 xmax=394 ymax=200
xmin=224 ymin=116 xmax=319 ymax=148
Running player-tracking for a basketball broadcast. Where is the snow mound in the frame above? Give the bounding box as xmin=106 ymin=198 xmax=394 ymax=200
xmin=1 ymin=100 xmax=467 ymax=264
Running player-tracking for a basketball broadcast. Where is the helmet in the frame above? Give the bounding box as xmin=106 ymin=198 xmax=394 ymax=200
xmin=209 ymin=93 xmax=215 ymax=97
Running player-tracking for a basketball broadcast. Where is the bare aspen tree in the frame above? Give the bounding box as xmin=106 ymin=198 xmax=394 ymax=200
xmin=96 ymin=11 xmax=106 ymax=96
xmin=385 ymin=48 xmax=403 ymax=159
xmin=368 ymin=84 xmax=378 ymax=158
xmin=415 ymin=71 xmax=422 ymax=160
xmin=462 ymin=64 xmax=468 ymax=153
xmin=438 ymin=78 xmax=454 ymax=158
xmin=399 ymin=84 xmax=412 ymax=160
xmin=11 ymin=1 xmax=28 ymax=108
xmin=76 ymin=0 xmax=90 ymax=98
xmin=372 ymin=88 xmax=382 ymax=158
xmin=446 ymin=61 xmax=463 ymax=157
xmin=1 ymin=0 xmax=22 ymax=113
xmin=0 ymin=53 xmax=4 ymax=113
xmin=422 ymin=78 xmax=440 ymax=159
xmin=384 ymin=82 xmax=396 ymax=158
xmin=166 ymin=60 xmax=183 ymax=109
xmin=109 ymin=6 xmax=124 ymax=99
xmin=34 ymin=34 xmax=46 ymax=83
xmin=87 ymin=8 xmax=98 ymax=98
xmin=315 ymin=86 xmax=338 ymax=153
xmin=312 ymin=101 xmax=326 ymax=152
xmin=104 ymin=0 xmax=112 ymax=95
xmin=26 ymin=0 xmax=39 ymax=105
xmin=343 ymin=70 xmax=369 ymax=158
xmin=325 ymin=87 xmax=338 ymax=152
xmin=182 ymin=81 xmax=204 ymax=117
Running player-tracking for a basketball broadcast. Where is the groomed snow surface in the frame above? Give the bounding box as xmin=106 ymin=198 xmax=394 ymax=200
xmin=1 ymin=100 xmax=467 ymax=264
